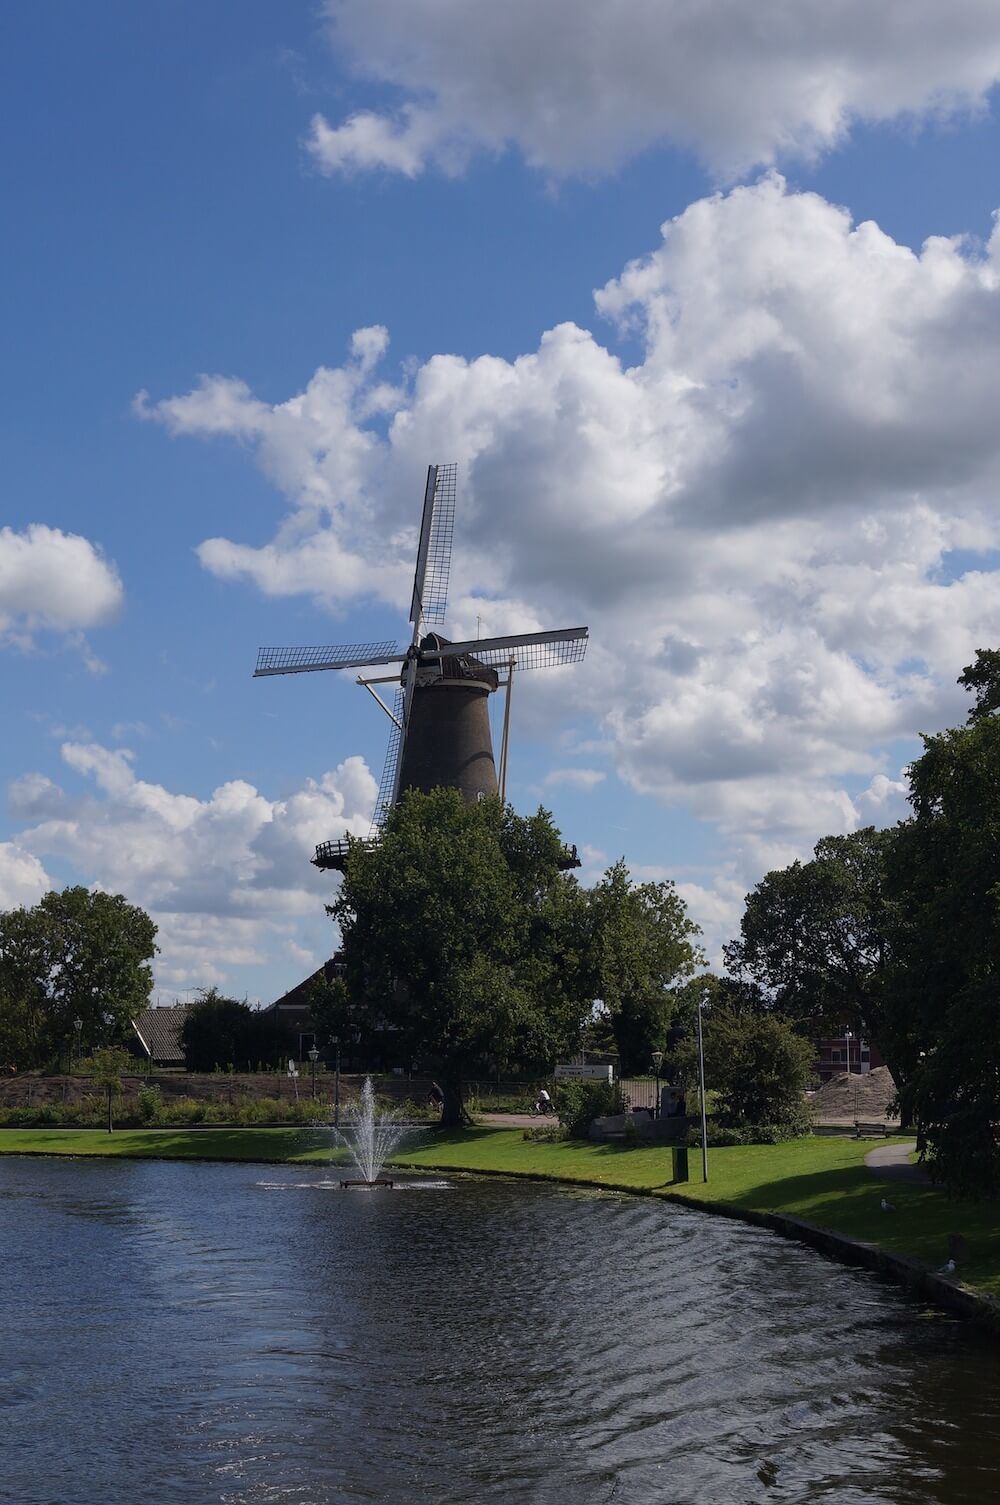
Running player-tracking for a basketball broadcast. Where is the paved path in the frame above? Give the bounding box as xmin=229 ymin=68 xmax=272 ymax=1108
xmin=477 ymin=1112 xmax=558 ymax=1128
xmin=864 ymin=1140 xmax=928 ymax=1184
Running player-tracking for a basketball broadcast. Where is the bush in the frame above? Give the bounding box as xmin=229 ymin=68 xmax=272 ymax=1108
xmin=687 ymin=1111 xmax=811 ymax=1148
xmin=554 ymin=1079 xmax=624 ymax=1138
xmin=137 ymin=1085 xmax=162 ymax=1124
xmin=522 ymin=1124 xmax=569 ymax=1142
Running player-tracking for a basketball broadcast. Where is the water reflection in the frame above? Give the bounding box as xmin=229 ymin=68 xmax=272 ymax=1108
xmin=0 ymin=1157 xmax=996 ymax=1504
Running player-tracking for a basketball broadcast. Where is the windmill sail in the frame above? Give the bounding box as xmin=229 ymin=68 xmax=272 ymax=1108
xmin=421 ymin=625 xmax=588 ymax=671
xmin=370 ymin=688 xmax=405 ymax=835
xmin=254 ymin=642 xmax=403 ymax=677
xmin=409 ymin=462 xmax=456 ymax=627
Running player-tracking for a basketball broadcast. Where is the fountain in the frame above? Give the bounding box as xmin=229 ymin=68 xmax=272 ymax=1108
xmin=335 ymin=1076 xmax=410 ymax=1188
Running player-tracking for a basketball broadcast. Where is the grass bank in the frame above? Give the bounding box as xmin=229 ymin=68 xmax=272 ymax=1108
xmin=2 ymin=1125 xmax=997 ymax=1302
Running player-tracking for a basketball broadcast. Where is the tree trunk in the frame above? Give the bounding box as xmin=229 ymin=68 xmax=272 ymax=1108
xmin=107 ymin=1084 xmax=113 ymax=1134
xmin=439 ymin=1074 xmax=471 ymax=1129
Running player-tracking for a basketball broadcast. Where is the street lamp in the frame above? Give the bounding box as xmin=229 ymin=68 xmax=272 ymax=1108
xmin=651 ymin=1049 xmax=664 ymax=1118
xmin=696 ymin=992 xmax=709 ymax=1183
xmin=332 ymin=1037 xmax=341 ymax=1128
xmin=73 ymin=1017 xmax=83 ymax=1071
xmin=844 ymin=1027 xmax=853 ymax=1078
xmin=308 ymin=1045 xmax=319 ymax=1099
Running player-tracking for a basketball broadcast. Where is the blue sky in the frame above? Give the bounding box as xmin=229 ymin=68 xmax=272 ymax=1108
xmin=4 ymin=2 xmax=1000 ymax=999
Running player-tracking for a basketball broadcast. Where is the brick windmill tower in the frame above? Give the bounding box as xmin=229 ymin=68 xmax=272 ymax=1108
xmin=253 ymin=464 xmax=588 ymax=870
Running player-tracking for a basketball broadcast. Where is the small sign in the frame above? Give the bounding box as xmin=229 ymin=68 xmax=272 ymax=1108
xmin=554 ymin=1063 xmax=614 ymax=1082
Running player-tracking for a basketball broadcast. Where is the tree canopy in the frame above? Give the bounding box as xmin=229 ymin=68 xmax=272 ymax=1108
xmin=331 ymin=789 xmax=593 ymax=1125
xmin=180 ymin=989 xmax=292 ymax=1072
xmin=886 ymin=678 xmax=1000 ymax=1194
xmin=724 ymin=827 xmax=902 ymax=1077
xmin=0 ymin=886 xmax=156 ymax=1069
xmin=585 ymin=860 xmax=702 ymax=1073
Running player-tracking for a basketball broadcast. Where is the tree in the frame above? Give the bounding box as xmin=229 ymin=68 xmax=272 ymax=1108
xmin=0 ymin=989 xmax=44 ymax=1074
xmin=86 ymin=1047 xmax=132 ymax=1133
xmin=180 ymin=989 xmax=291 ymax=1071
xmin=585 ymin=861 xmax=702 ymax=1073
xmin=331 ymin=789 xmax=592 ymax=1127
xmin=724 ymin=828 xmax=907 ymax=1084
xmin=0 ymin=887 xmax=156 ymax=1066
xmin=886 ymin=675 xmax=1000 ymax=1195
xmin=678 ymin=1005 xmax=814 ymax=1136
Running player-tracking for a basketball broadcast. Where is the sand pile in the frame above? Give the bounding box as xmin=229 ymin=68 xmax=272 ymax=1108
xmin=809 ymin=1065 xmax=898 ymax=1123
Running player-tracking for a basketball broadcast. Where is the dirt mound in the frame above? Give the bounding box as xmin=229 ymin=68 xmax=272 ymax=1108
xmin=810 ymin=1065 xmax=898 ymax=1123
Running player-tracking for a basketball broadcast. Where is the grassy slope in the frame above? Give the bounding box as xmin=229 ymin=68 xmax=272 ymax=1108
xmin=2 ymin=1126 xmax=997 ymax=1298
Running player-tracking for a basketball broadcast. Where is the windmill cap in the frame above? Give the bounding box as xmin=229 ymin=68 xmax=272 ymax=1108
xmin=419 ymin=632 xmax=499 ymax=689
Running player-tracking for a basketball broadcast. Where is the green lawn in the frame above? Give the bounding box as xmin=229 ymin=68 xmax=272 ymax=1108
xmin=2 ymin=1125 xmax=998 ymax=1300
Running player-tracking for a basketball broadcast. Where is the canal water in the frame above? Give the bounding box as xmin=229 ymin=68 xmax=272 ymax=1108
xmin=0 ymin=1156 xmax=996 ymax=1504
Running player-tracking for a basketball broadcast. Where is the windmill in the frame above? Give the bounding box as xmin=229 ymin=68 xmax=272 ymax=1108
xmin=253 ymin=464 xmax=588 ymax=871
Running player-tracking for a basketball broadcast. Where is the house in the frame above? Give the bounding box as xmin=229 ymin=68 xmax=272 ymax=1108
xmin=261 ymin=957 xmax=344 ymax=1060
xmin=813 ymin=1032 xmax=885 ymax=1083
xmin=130 ymin=1004 xmax=189 ymax=1067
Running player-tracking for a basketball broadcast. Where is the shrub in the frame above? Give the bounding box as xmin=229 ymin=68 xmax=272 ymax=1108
xmin=555 ymin=1079 xmax=624 ymax=1138
xmin=137 ymin=1085 xmax=162 ymax=1124
xmin=522 ymin=1124 xmax=569 ymax=1142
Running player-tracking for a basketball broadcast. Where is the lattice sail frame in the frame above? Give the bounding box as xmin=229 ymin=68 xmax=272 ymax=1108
xmin=254 ymin=641 xmax=401 ymax=676
xmin=410 ymin=462 xmax=456 ymax=628
xmin=370 ymin=688 xmax=405 ymax=836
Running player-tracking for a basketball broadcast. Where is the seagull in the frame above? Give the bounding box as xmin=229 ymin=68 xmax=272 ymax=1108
xmin=880 ymin=1197 xmax=897 ymax=1212
xmin=937 ymin=1259 xmax=956 ymax=1275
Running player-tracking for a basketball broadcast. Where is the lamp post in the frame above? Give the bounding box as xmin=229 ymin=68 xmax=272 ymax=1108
xmin=308 ymin=1045 xmax=319 ymax=1099
xmin=844 ymin=1027 xmax=853 ymax=1077
xmin=696 ymin=993 xmax=709 ymax=1183
xmin=73 ymin=1017 xmax=83 ymax=1071
xmin=332 ymin=1037 xmax=341 ymax=1129
xmin=651 ymin=1049 xmax=663 ymax=1118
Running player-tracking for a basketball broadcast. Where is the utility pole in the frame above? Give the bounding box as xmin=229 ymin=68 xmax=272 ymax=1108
xmin=696 ymin=994 xmax=709 ymax=1183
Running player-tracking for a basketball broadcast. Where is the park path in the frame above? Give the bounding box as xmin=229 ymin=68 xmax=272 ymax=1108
xmin=864 ymin=1140 xmax=928 ymax=1184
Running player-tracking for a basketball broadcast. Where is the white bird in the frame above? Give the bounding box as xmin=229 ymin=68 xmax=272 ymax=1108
xmin=880 ymin=1197 xmax=896 ymax=1212
xmin=937 ymin=1259 xmax=956 ymax=1275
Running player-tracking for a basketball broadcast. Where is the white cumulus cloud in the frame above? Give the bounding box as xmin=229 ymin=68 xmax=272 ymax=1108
xmin=309 ymin=0 xmax=1000 ymax=178
xmin=0 ymin=525 xmax=123 ymax=651
xmin=14 ymin=745 xmax=377 ymax=990
xmin=139 ymin=177 xmax=1000 ymax=914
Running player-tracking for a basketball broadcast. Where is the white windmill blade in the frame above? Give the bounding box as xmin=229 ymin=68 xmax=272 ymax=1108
xmin=422 ymin=625 xmax=589 ymax=671
xmin=253 ymin=642 xmax=404 ymax=677
xmin=409 ymin=462 xmax=456 ymax=630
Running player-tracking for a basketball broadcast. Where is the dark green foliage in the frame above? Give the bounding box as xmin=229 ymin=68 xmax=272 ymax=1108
xmin=0 ymin=887 xmax=157 ymax=1067
xmin=679 ymin=1005 xmax=814 ymax=1137
xmin=958 ymin=647 xmax=1000 ymax=721
xmin=554 ymin=1078 xmax=624 ymax=1138
xmin=586 ymin=860 xmax=702 ymax=1072
xmin=724 ymin=828 xmax=902 ymax=1078
xmin=886 ymin=684 xmax=1000 ymax=1196
xmin=332 ymin=790 xmax=594 ymax=1126
xmin=181 ymin=989 xmax=292 ymax=1072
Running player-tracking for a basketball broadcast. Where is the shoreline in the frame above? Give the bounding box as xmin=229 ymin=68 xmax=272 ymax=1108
xmin=1 ymin=1125 xmax=996 ymax=1334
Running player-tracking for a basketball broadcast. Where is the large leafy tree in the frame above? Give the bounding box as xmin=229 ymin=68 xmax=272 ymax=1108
xmin=677 ymin=1004 xmax=814 ymax=1135
xmin=886 ymin=652 xmax=1000 ymax=1194
xmin=585 ymin=861 xmax=702 ymax=1073
xmin=331 ymin=789 xmax=592 ymax=1126
xmin=724 ymin=828 xmax=905 ymax=1081
xmin=181 ymin=989 xmax=292 ymax=1071
xmin=0 ymin=887 xmax=156 ymax=1066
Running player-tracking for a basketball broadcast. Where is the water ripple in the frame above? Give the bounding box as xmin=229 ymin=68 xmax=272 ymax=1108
xmin=0 ymin=1156 xmax=997 ymax=1505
